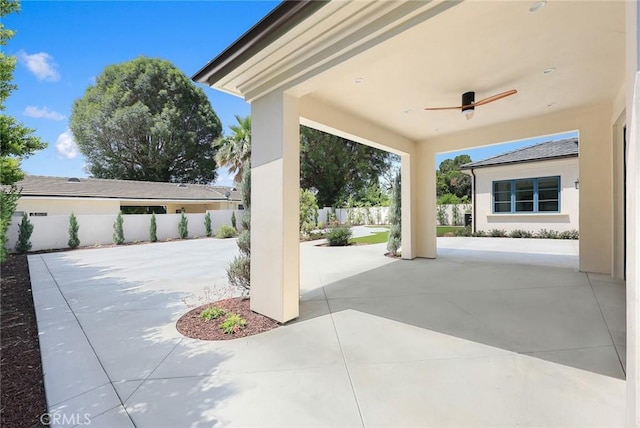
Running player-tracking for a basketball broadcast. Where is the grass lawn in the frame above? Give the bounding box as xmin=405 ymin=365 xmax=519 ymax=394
xmin=437 ymin=226 xmax=464 ymax=237
xmin=350 ymin=230 xmax=389 ymax=244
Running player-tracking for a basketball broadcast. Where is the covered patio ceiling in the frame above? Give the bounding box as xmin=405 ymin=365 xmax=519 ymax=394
xmin=199 ymin=0 xmax=625 ymax=143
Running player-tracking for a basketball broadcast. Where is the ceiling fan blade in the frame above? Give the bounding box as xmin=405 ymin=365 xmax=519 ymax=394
xmin=424 ymin=105 xmax=463 ymax=111
xmin=474 ymin=89 xmax=517 ymax=106
xmin=425 ymin=103 xmax=476 ymax=111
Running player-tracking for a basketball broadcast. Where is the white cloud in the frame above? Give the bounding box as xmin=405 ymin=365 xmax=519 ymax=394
xmin=55 ymin=130 xmax=79 ymax=159
xmin=18 ymin=50 xmax=60 ymax=81
xmin=23 ymin=106 xmax=65 ymax=120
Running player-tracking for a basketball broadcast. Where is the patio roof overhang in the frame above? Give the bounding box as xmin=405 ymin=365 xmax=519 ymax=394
xmin=193 ymin=0 xmax=639 ymax=422
xmin=194 ymin=0 xmax=626 ymax=143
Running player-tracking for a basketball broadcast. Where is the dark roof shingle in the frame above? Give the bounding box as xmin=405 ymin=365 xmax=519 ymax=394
xmin=460 ymin=138 xmax=579 ymax=170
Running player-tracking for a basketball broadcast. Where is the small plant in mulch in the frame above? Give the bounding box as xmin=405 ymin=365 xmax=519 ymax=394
xmin=200 ymin=306 xmax=226 ymax=321
xmin=220 ymin=312 xmax=247 ymax=335
xmin=176 ymin=297 xmax=280 ymax=341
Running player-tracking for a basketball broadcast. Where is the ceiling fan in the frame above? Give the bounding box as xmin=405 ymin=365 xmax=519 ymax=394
xmin=424 ymin=89 xmax=517 ymax=120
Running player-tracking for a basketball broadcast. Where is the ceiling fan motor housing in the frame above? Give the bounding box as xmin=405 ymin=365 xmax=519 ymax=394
xmin=462 ymin=91 xmax=475 ymax=111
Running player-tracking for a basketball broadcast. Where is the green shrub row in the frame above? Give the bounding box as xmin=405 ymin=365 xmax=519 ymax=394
xmin=453 ymin=226 xmax=579 ymax=240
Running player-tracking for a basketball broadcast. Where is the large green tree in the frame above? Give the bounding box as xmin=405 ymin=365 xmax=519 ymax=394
xmin=214 ymin=115 xmax=251 ymax=183
xmin=1 ymin=0 xmax=47 ymax=261
xmin=300 ymin=126 xmax=393 ymax=207
xmin=436 ymin=154 xmax=472 ymax=201
xmin=70 ymin=56 xmax=221 ymax=184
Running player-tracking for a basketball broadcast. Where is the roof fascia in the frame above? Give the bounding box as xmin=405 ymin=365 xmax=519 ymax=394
xmin=192 ymin=0 xmax=329 ymax=86
xmin=460 ymin=154 xmax=579 ymax=171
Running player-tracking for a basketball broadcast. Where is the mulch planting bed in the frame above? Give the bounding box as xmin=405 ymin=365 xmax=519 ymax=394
xmin=177 ymin=297 xmax=281 ymax=341
xmin=1 ymin=254 xmax=48 ymax=427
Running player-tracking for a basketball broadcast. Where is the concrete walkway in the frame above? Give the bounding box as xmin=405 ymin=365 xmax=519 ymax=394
xmin=30 ymin=235 xmax=625 ymax=427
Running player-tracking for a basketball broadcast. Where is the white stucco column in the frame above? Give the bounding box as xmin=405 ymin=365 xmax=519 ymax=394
xmin=578 ymin=108 xmax=614 ymax=275
xmin=250 ymin=91 xmax=300 ymax=323
xmin=413 ymin=143 xmax=437 ymax=258
xmin=401 ymin=153 xmax=416 ymax=259
xmin=626 ymin=2 xmax=640 ymax=425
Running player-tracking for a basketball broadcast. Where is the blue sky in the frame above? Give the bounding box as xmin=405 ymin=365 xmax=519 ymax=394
xmin=5 ymin=1 xmax=577 ymax=185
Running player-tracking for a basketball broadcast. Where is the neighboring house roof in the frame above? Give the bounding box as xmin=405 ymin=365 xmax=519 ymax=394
xmin=11 ymin=175 xmax=242 ymax=202
xmin=460 ymin=138 xmax=579 ymax=170
xmin=192 ymin=1 xmax=328 ymax=86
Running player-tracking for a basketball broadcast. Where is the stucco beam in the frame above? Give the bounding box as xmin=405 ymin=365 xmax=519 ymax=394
xmin=419 ymin=103 xmax=610 ymax=153
xmin=299 ymin=96 xmax=416 ymax=156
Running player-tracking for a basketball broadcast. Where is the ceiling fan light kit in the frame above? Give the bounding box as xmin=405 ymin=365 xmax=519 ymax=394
xmin=461 ymin=91 xmax=475 ymax=120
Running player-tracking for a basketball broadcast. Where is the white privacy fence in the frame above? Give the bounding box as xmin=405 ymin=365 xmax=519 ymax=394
xmin=7 ymin=204 xmax=470 ymax=252
xmin=317 ymin=206 xmax=389 ymax=226
xmin=436 ymin=204 xmax=472 ymax=226
xmin=6 ymin=210 xmax=242 ymax=252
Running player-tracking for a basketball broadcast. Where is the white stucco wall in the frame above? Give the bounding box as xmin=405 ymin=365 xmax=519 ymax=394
xmin=6 ymin=210 xmax=243 ymax=252
xmin=471 ymin=157 xmax=579 ymax=233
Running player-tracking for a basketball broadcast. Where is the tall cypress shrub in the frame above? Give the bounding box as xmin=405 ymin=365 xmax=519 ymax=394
xmin=227 ymin=164 xmax=251 ymax=295
xmin=386 ymin=172 xmax=401 ymax=257
xmin=15 ymin=213 xmax=34 ymax=254
xmin=113 ymin=212 xmax=125 ymax=244
xmin=68 ymin=213 xmax=80 ymax=249
xmin=149 ymin=213 xmax=157 ymax=242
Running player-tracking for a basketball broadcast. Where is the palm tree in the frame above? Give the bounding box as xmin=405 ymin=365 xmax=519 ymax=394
xmin=214 ymin=115 xmax=251 ymax=183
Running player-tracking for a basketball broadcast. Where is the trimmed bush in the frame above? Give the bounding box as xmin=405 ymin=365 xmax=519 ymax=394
xmin=454 ymin=225 xmax=472 ymax=237
xmin=178 ymin=213 xmax=189 ymax=239
xmin=237 ymin=230 xmax=250 ymax=255
xmin=227 ymin=255 xmax=250 ymax=293
xmin=472 ymin=230 xmax=486 ymax=237
xmin=509 ymin=229 xmax=534 ymax=238
xmin=68 ymin=213 xmax=80 ymax=249
xmin=489 ymin=228 xmax=507 ymax=237
xmin=536 ymin=229 xmax=559 ymax=239
xmin=216 ymin=225 xmax=237 ymax=239
xmin=113 ymin=212 xmax=125 ymax=244
xmin=558 ymin=229 xmax=579 ymax=240
xmin=327 ymin=226 xmax=352 ymax=246
xmin=227 ymin=165 xmax=251 ymax=295
xmin=149 ymin=213 xmax=157 ymax=242
xmin=204 ymin=212 xmax=212 ymax=237
xmin=15 ymin=213 xmax=33 ymax=253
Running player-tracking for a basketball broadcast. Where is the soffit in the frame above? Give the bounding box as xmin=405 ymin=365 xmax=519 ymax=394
xmin=295 ymin=0 xmax=625 ymax=141
xmin=208 ymin=1 xmax=624 ymax=143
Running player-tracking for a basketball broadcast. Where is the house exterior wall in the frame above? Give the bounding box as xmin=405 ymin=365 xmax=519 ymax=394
xmin=16 ymin=198 xmax=120 ymax=215
xmin=471 ymin=157 xmax=579 ymax=234
xmin=14 ymin=197 xmax=239 ymax=217
xmin=165 ymin=202 xmax=239 ymax=213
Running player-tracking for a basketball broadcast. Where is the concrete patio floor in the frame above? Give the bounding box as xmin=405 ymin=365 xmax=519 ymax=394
xmin=29 ymin=232 xmax=626 ymax=427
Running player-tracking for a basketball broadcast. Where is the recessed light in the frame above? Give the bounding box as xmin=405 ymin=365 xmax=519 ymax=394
xmin=543 ymin=67 xmax=556 ymax=74
xmin=354 ymin=78 xmax=364 ymax=84
xmin=529 ymin=1 xmax=546 ymax=13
